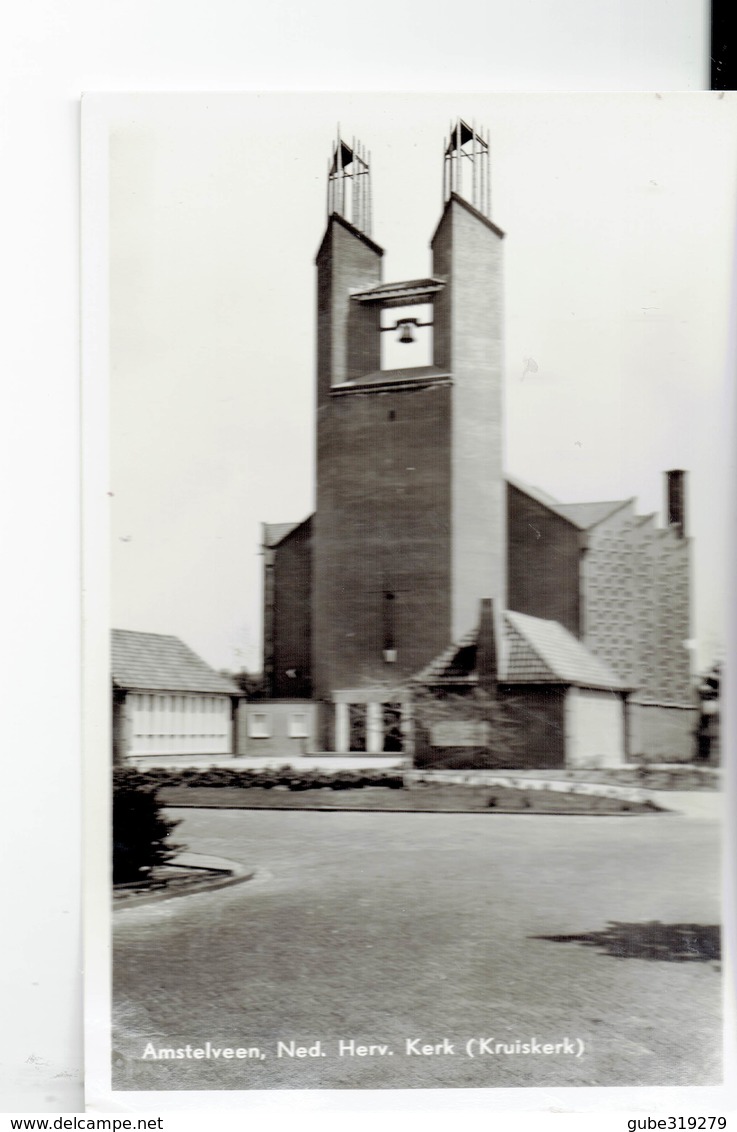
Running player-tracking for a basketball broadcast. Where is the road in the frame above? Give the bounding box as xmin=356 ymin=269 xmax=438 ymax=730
xmin=113 ymin=803 xmax=722 ymax=1091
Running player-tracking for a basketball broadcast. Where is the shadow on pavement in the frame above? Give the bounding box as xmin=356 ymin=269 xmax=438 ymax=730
xmin=532 ymin=921 xmax=720 ymax=963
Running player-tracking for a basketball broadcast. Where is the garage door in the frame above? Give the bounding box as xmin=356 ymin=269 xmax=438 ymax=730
xmin=128 ymin=692 xmax=232 ymax=755
xmin=564 ymin=687 xmax=624 ymax=768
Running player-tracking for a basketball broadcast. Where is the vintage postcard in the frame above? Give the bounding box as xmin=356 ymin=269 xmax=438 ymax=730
xmin=82 ymin=93 xmax=735 ymax=1112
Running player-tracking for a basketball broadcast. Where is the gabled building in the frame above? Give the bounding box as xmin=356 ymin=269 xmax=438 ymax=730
xmin=411 ymin=609 xmax=633 ymax=768
xmin=255 ymin=123 xmax=696 ymax=767
xmin=112 ymin=629 xmax=241 ymax=762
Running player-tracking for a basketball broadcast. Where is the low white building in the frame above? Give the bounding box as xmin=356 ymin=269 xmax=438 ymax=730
xmin=112 ymin=629 xmax=241 ymax=762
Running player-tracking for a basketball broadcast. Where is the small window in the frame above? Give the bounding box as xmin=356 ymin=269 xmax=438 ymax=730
xmin=288 ymin=712 xmax=309 ymax=739
xmin=248 ymin=711 xmax=272 ymax=739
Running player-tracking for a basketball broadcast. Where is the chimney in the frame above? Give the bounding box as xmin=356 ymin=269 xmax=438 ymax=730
xmin=476 ymin=598 xmax=498 ymax=693
xmin=666 ymin=469 xmax=686 ymax=537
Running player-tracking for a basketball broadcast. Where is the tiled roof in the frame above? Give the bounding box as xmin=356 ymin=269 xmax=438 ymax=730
xmin=111 ymin=630 xmax=240 ymax=694
xmin=410 ymin=612 xmax=629 ymax=691
xmin=505 ymin=612 xmax=630 ymax=690
xmin=411 ymin=628 xmax=479 ymax=684
xmin=504 ymin=619 xmax=549 ymax=682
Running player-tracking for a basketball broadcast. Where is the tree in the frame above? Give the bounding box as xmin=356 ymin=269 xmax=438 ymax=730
xmin=411 ymin=683 xmax=526 ymax=769
xmin=219 ymin=668 xmax=270 ymax=699
xmin=695 ymin=662 xmax=721 ymax=764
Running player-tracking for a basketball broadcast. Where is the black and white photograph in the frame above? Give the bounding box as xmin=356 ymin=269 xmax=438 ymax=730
xmin=82 ymin=92 xmax=734 ymax=1108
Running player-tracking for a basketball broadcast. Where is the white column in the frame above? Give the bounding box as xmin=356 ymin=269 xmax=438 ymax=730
xmin=366 ymin=701 xmax=384 ymax=755
xmin=335 ymin=702 xmax=350 ymax=754
xmin=400 ymin=700 xmax=414 ymax=757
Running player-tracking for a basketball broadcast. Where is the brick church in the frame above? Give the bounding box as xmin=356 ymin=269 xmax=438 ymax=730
xmin=250 ymin=122 xmax=695 ymax=767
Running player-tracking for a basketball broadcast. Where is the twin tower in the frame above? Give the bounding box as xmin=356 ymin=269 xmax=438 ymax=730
xmin=265 ymin=122 xmax=507 ymax=742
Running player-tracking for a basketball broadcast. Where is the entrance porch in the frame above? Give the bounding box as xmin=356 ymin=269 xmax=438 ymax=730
xmin=331 ymin=694 xmax=414 ymax=755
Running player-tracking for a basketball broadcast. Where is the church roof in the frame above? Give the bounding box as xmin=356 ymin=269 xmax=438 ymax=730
xmin=111 ymin=629 xmax=240 ymax=695
xmin=411 ymin=612 xmax=630 ymax=691
xmin=262 ymin=521 xmax=303 ymax=548
xmin=507 ymin=475 xmax=631 ymax=529
xmin=553 ymin=500 xmax=631 ymax=528
xmin=506 ymin=475 xmax=561 ymax=508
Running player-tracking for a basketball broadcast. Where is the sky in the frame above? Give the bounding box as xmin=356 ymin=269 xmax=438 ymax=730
xmin=104 ymin=92 xmax=736 ymax=674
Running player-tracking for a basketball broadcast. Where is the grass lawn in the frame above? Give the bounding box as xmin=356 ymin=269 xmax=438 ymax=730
xmin=158 ymin=784 xmax=661 ymax=814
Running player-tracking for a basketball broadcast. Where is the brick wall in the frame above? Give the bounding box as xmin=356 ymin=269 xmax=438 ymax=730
xmin=649 ymin=530 xmax=691 ymax=702
xmin=499 ymin=685 xmax=566 ymax=768
xmin=631 ymin=515 xmax=658 ymax=690
xmin=628 ymin=702 xmax=697 ymax=762
xmin=506 ymin=483 xmax=581 ymax=636
xmin=314 ymin=381 xmax=453 ymax=696
xmin=236 ymin=700 xmax=317 ymax=756
xmin=316 ymin=215 xmax=382 ymax=405
xmin=271 ymin=517 xmax=313 ymax=698
xmin=583 ymin=504 xmax=692 ymax=704
xmin=262 ymin=536 xmax=275 ymax=690
xmin=581 ymin=503 xmax=636 ymax=682
xmin=432 ymin=196 xmax=506 ymax=643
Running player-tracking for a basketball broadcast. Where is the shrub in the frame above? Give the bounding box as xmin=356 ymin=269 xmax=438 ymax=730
xmin=287 ymin=776 xmax=311 ymax=791
xmin=328 ymin=770 xmax=363 ymax=790
xmin=114 ymin=764 xmax=411 ymax=794
xmin=113 ymin=773 xmax=182 ymax=884
xmin=415 ymin=746 xmax=518 ymax=770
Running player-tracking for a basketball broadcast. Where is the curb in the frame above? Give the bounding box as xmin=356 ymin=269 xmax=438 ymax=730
xmin=406 ymin=771 xmax=679 ymax=806
xmin=113 ymin=853 xmax=256 ymax=909
xmin=161 ymin=799 xmax=667 ymax=816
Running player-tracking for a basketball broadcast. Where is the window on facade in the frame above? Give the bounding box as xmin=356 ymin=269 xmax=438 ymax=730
xmin=288 ymin=712 xmax=309 ymax=739
xmin=248 ymin=711 xmax=272 ymax=739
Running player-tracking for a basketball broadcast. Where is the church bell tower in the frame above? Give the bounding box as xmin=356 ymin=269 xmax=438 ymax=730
xmin=312 ymin=122 xmax=506 ymax=746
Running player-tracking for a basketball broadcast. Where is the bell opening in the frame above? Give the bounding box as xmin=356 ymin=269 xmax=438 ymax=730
xmin=381 ymin=303 xmax=433 ymax=371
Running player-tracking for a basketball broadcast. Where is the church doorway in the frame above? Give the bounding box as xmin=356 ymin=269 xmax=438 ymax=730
xmin=340 ymin=701 xmax=404 ymax=753
xmin=383 ymin=704 xmax=403 ymax=752
xmin=348 ymin=704 xmax=366 ymax=752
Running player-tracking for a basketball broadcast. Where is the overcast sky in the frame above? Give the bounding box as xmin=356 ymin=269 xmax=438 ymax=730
xmin=104 ymin=93 xmax=736 ymax=674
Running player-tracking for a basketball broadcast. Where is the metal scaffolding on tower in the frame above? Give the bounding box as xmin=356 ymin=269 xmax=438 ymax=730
xmin=327 ymin=129 xmax=372 ymax=236
xmin=443 ymin=118 xmax=491 ymax=217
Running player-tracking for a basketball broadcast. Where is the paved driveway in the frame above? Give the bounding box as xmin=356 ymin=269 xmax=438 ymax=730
xmin=113 ymin=804 xmax=721 ymax=1091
